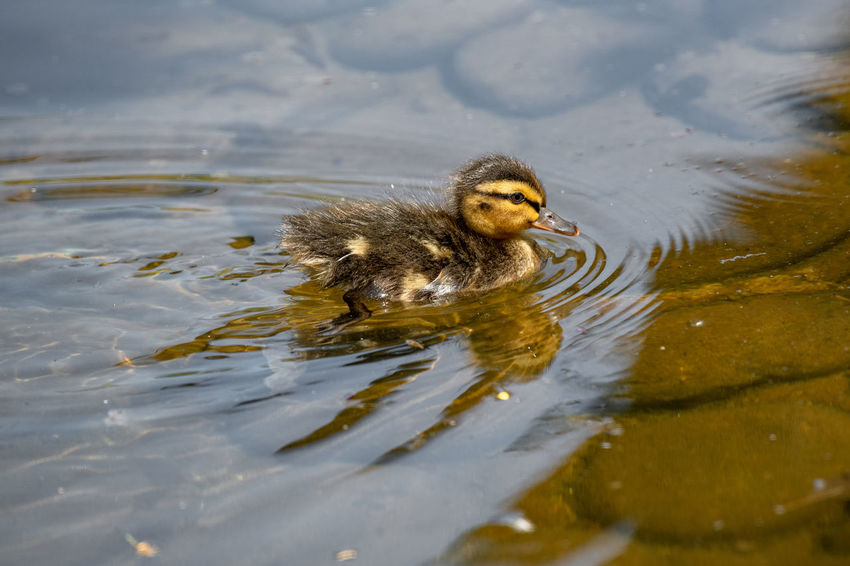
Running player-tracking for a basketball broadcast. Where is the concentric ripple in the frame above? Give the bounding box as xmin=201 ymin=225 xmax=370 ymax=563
xmin=0 ymin=122 xmax=656 ymax=469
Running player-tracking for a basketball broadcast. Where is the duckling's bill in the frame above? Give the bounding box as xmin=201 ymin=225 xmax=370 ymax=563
xmin=531 ymin=207 xmax=579 ymax=236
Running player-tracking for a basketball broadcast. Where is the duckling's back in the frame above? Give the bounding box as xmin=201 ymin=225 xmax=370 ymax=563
xmin=280 ymin=199 xmax=544 ymax=302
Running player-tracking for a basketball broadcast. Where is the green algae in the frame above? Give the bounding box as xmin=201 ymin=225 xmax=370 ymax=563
xmin=624 ymin=293 xmax=850 ymax=406
xmin=567 ymin=404 xmax=850 ymax=539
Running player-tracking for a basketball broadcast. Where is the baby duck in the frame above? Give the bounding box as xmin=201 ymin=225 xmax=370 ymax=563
xmin=279 ymin=155 xmax=579 ymax=332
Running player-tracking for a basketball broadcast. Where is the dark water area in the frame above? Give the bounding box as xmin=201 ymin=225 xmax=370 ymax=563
xmin=3 ymin=1 xmax=850 ymax=564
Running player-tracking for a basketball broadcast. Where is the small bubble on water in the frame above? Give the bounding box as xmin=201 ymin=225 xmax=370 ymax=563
xmin=813 ymin=478 xmax=827 ymax=491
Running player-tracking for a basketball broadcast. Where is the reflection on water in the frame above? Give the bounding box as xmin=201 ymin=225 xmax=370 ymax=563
xmin=285 ymin=286 xmax=569 ymax=463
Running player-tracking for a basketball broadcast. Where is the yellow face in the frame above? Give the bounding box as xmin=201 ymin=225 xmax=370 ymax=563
xmin=460 ymin=180 xmax=545 ymax=239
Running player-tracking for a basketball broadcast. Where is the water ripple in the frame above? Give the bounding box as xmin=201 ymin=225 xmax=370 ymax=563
xmin=0 ymin=125 xmax=655 ymax=467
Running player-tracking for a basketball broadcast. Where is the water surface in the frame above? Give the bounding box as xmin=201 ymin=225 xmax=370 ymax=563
xmin=2 ymin=1 xmax=850 ymax=564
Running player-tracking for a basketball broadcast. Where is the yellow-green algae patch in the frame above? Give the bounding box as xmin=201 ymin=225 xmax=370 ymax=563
xmin=440 ymin=399 xmax=850 ymax=565
xmin=566 ymin=403 xmax=850 ymax=539
xmin=624 ymin=292 xmax=850 ymax=405
xmin=440 ymin=402 xmax=850 ymax=564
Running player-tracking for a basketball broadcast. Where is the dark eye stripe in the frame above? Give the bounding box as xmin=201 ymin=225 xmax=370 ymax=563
xmin=475 ymin=190 xmax=541 ymax=212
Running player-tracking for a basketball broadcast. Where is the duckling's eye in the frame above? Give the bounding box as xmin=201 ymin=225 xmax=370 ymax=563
xmin=509 ymin=192 xmax=526 ymax=204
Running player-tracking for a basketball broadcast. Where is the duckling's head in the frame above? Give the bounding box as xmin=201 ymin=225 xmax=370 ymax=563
xmin=452 ymin=155 xmax=579 ymax=239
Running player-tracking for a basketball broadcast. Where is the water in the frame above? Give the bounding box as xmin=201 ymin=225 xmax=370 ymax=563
xmin=2 ymin=1 xmax=850 ymax=564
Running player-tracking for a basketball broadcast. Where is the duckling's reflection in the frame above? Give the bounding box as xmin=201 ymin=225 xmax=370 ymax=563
xmin=276 ymin=278 xmax=564 ymax=462
xmin=125 ymin=248 xmax=574 ymax=461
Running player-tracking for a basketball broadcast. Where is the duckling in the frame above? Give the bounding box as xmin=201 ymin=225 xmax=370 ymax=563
xmin=279 ymin=154 xmax=579 ymax=333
